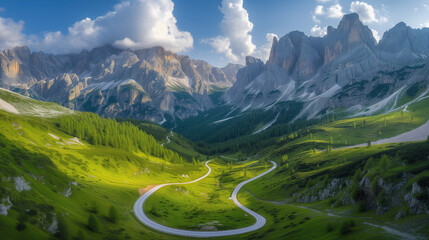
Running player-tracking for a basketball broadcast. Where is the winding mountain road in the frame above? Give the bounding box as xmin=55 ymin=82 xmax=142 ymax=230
xmin=161 ymin=131 xmax=173 ymax=147
xmin=133 ymin=160 xmax=277 ymax=237
xmin=335 ymin=119 xmax=429 ymax=150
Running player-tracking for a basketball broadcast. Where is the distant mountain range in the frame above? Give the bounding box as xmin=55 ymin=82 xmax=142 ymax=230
xmin=0 ymin=45 xmax=241 ymax=122
xmin=225 ymin=13 xmax=429 ymax=120
xmin=1 ymin=13 xmax=429 ymax=124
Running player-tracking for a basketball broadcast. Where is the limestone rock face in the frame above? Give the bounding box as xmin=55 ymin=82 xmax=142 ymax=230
xmin=224 ymin=13 xmax=429 ymax=119
xmin=268 ymin=31 xmax=323 ymax=79
xmin=323 ymin=13 xmax=376 ymax=64
xmin=0 ymin=45 xmax=241 ymax=122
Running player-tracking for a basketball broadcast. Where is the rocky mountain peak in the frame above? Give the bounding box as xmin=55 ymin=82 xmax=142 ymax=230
xmin=266 ymin=30 xmax=322 ymax=78
xmin=2 ymin=46 xmax=31 ymax=64
xmin=327 ymin=26 xmax=335 ymax=35
xmin=224 ymin=13 xmax=429 ymax=117
xmin=378 ymin=21 xmax=429 ymax=58
xmin=337 ymin=13 xmax=361 ymax=32
xmin=378 ymin=22 xmax=412 ymax=53
xmin=0 ymin=44 xmax=242 ymax=122
xmin=272 ymin=35 xmax=279 ymax=46
xmin=323 ymin=13 xmax=376 ymax=64
xmin=135 ymin=46 xmax=177 ymax=62
xmin=88 ymin=44 xmax=124 ymax=61
xmin=245 ymin=56 xmax=263 ymax=66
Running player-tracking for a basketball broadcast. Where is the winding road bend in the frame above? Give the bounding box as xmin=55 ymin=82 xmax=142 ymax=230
xmin=133 ymin=160 xmax=277 ymax=238
xmin=334 ymin=119 xmax=429 ymax=151
xmin=161 ymin=131 xmax=173 ymax=147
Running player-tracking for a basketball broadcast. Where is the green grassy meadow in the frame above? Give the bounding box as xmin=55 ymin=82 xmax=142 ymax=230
xmin=1 ymin=88 xmax=429 ymax=240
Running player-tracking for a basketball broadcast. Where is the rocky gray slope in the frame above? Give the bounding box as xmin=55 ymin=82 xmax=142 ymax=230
xmin=225 ymin=13 xmax=429 ymax=120
xmin=0 ymin=45 xmax=242 ymax=122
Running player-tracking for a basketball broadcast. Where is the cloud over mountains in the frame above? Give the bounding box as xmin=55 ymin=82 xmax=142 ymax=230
xmin=0 ymin=0 xmax=193 ymax=54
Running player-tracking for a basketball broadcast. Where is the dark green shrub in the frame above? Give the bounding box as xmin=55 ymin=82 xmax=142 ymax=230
xmin=377 ymin=190 xmax=386 ymax=205
xmin=417 ymin=176 xmax=429 ymax=188
xmin=371 ymin=176 xmax=380 ymax=196
xmin=358 ymin=201 xmax=367 ymax=212
xmin=88 ymin=214 xmax=101 ymax=233
xmin=75 ymin=229 xmax=87 ymax=240
xmin=149 ymin=206 xmax=161 ymax=217
xmin=16 ymin=222 xmax=26 ymax=231
xmin=379 ymin=155 xmax=390 ymax=170
xmin=108 ymin=206 xmax=120 ymax=223
xmin=364 ymin=157 xmax=374 ymax=171
xmin=90 ymin=200 xmax=98 ymax=214
xmin=340 ymin=220 xmax=355 ymax=234
xmin=57 ymin=214 xmax=70 ymax=240
xmin=26 ymin=209 xmax=37 ymax=216
xmin=351 ymin=184 xmax=363 ymax=201
xmin=326 ymin=222 xmax=334 ymax=232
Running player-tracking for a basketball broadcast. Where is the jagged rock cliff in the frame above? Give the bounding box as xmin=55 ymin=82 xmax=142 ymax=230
xmin=0 ymin=45 xmax=242 ymax=122
xmin=224 ymin=13 xmax=429 ymax=120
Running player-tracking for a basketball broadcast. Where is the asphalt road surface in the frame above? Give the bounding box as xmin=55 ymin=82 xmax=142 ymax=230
xmin=133 ymin=160 xmax=277 ymax=237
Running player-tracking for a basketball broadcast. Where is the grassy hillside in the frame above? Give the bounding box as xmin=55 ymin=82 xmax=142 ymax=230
xmin=1 ymin=87 xmax=429 ymax=240
xmin=243 ymin=141 xmax=429 ymax=239
xmin=0 ymin=89 xmax=206 ymax=240
xmin=145 ymin=159 xmax=267 ymax=230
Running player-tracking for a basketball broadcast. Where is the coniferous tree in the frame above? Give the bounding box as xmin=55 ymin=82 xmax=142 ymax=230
xmin=88 ymin=214 xmax=101 ymax=233
xmin=108 ymin=206 xmax=120 ymax=223
xmin=57 ymin=214 xmax=70 ymax=240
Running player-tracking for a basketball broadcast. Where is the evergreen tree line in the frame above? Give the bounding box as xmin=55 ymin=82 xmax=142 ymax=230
xmin=194 ymin=114 xmax=338 ymax=155
xmin=58 ymin=114 xmax=183 ymax=163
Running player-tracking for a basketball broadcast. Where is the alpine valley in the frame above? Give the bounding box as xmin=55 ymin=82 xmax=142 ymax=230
xmin=1 ymin=10 xmax=429 ymax=240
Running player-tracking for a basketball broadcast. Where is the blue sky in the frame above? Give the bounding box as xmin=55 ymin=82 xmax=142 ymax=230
xmin=0 ymin=0 xmax=428 ymax=67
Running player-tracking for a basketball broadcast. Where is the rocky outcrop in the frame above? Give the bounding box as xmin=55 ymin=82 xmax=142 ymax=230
xmin=323 ymin=13 xmax=376 ymax=64
xmin=267 ymin=31 xmax=323 ymax=79
xmin=295 ymin=178 xmax=354 ymax=206
xmin=14 ymin=176 xmax=31 ymax=192
xmin=404 ymin=182 xmax=429 ymax=215
xmin=0 ymin=197 xmax=12 ymax=216
xmin=224 ymin=13 xmax=429 ymax=120
xmin=0 ymin=45 xmax=242 ymax=122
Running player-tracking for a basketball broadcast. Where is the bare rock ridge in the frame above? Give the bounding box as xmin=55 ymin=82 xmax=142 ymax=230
xmin=225 ymin=13 xmax=429 ymax=119
xmin=1 ymin=13 xmax=429 ymax=123
xmin=0 ymin=45 xmax=242 ymax=122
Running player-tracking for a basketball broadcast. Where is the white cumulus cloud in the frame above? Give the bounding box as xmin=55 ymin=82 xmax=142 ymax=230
xmin=315 ymin=5 xmax=325 ymax=16
xmin=2 ymin=0 xmax=193 ymax=54
xmin=371 ymin=29 xmax=380 ymax=43
xmin=0 ymin=17 xmax=25 ymax=50
xmin=205 ymin=0 xmax=256 ymax=63
xmin=312 ymin=3 xmax=344 ymax=22
xmin=326 ymin=4 xmax=345 ymax=19
xmin=203 ymin=36 xmax=238 ymax=62
xmin=350 ymin=1 xmax=387 ymax=24
xmin=311 ymin=25 xmax=327 ymax=37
